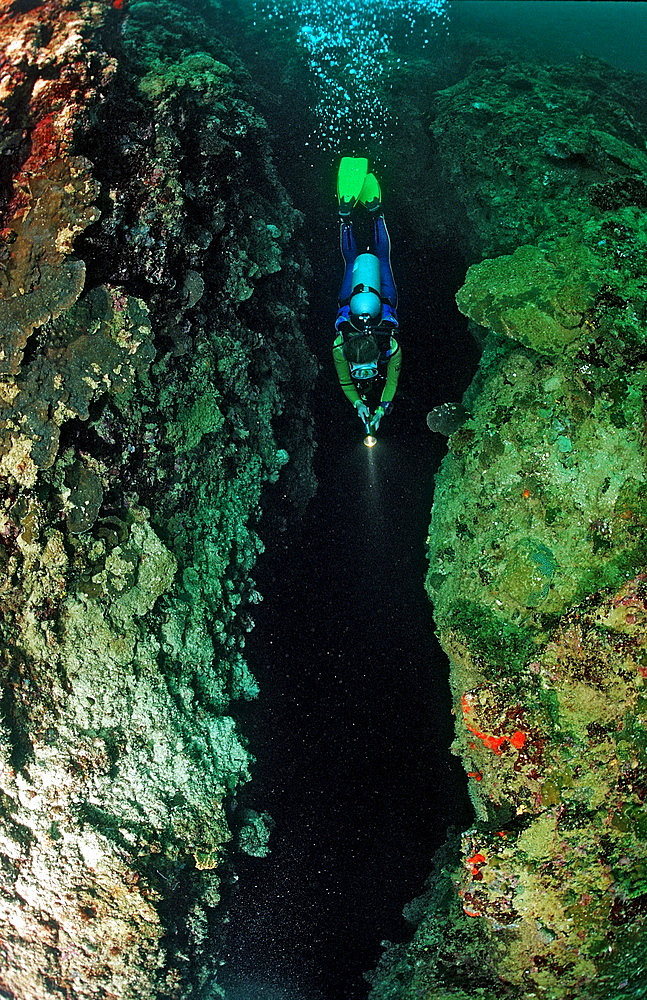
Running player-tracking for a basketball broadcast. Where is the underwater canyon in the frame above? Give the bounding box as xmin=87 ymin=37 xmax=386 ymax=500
xmin=2 ymin=1 xmax=647 ymax=999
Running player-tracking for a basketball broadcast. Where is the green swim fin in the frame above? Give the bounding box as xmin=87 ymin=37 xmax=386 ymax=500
xmin=337 ymin=156 xmax=368 ymax=216
xmin=358 ymin=172 xmax=382 ymax=213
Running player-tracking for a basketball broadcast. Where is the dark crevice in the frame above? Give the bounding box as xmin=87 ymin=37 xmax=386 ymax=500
xmin=213 ymin=13 xmax=478 ymax=999
xmin=0 ymin=650 xmax=36 ymax=772
xmin=8 ymin=0 xmax=43 ymax=13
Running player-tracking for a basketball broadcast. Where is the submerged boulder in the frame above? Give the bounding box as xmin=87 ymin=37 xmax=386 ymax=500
xmin=0 ymin=1 xmax=316 ymax=997
xmin=371 ymin=45 xmax=647 ymax=1000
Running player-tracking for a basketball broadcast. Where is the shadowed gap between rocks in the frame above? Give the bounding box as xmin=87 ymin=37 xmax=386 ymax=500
xmin=211 ymin=14 xmax=480 ymax=998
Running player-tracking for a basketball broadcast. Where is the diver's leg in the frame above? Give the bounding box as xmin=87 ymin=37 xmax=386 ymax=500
xmin=338 ymin=220 xmax=359 ymax=305
xmin=372 ymin=214 xmax=398 ymax=308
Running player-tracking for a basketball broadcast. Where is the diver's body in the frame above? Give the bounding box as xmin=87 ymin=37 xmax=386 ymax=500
xmin=333 ymin=158 xmax=402 ymax=432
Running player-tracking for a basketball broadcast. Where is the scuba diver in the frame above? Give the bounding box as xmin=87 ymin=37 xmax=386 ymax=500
xmin=333 ymin=156 xmax=402 ymax=434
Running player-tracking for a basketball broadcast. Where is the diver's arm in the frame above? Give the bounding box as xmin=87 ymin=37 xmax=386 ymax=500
xmin=332 ymin=341 xmax=361 ymax=406
xmin=380 ymin=338 xmax=402 ymax=405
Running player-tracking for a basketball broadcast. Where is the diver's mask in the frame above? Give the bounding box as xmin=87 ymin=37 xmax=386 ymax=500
xmin=349 ymin=359 xmax=379 ymax=380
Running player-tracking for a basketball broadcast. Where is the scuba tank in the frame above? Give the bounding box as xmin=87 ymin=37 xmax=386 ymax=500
xmin=349 ymin=253 xmax=381 ymax=323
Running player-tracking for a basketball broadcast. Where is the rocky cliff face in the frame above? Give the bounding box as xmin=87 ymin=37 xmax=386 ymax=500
xmin=0 ymin=1 xmax=315 ymax=997
xmin=370 ymin=52 xmax=647 ymax=1000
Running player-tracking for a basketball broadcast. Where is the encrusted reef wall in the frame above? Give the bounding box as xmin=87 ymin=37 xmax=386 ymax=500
xmin=0 ymin=1 xmax=315 ymax=997
xmin=370 ymin=53 xmax=647 ymax=999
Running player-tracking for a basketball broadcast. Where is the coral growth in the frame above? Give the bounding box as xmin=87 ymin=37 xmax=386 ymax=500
xmin=432 ymin=53 xmax=647 ymax=258
xmin=370 ymin=46 xmax=647 ymax=1000
xmin=0 ymin=0 xmax=315 ymax=997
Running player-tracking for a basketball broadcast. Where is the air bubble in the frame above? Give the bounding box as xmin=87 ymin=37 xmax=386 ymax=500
xmin=251 ymin=0 xmax=449 ymax=151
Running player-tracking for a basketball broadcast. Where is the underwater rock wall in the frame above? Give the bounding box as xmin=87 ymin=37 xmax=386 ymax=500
xmin=370 ymin=53 xmax=647 ymax=999
xmin=0 ymin=1 xmax=315 ymax=997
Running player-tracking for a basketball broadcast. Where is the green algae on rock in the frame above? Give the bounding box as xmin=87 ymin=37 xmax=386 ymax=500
xmin=370 ymin=47 xmax=647 ymax=1000
xmin=458 ymin=209 xmax=647 ymax=359
xmin=432 ymin=54 xmax=647 ymax=259
xmin=428 ymin=333 xmax=647 ymax=629
xmin=0 ymin=0 xmax=316 ymax=997
xmin=456 ymin=241 xmax=601 ymax=355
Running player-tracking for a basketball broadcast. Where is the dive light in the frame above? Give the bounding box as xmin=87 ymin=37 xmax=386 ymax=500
xmin=363 ymin=419 xmax=377 ymax=447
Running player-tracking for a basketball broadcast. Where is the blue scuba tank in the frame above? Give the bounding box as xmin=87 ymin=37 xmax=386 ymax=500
xmin=349 ymin=253 xmax=381 ymax=322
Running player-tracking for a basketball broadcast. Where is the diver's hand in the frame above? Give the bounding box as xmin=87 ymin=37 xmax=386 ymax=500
xmin=371 ymin=402 xmax=391 ymax=431
xmin=354 ymin=400 xmax=370 ymax=424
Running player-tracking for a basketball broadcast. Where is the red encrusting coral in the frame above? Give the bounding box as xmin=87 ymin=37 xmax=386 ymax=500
xmin=461 ymin=691 xmax=527 ymax=755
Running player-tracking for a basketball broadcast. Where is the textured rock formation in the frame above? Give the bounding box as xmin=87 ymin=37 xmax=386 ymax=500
xmin=370 ymin=52 xmax=647 ymax=999
xmin=0 ymin=1 xmax=315 ymax=997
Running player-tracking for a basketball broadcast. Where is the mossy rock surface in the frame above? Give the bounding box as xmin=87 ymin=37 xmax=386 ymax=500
xmin=456 ymin=241 xmax=600 ymax=354
xmin=371 ymin=44 xmax=647 ymax=1000
xmin=0 ymin=0 xmax=316 ymax=996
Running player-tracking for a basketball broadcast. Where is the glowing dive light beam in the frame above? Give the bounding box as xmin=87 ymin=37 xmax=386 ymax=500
xmin=362 ymin=432 xmax=384 ymax=526
xmin=364 ymin=434 xmax=377 ymax=447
